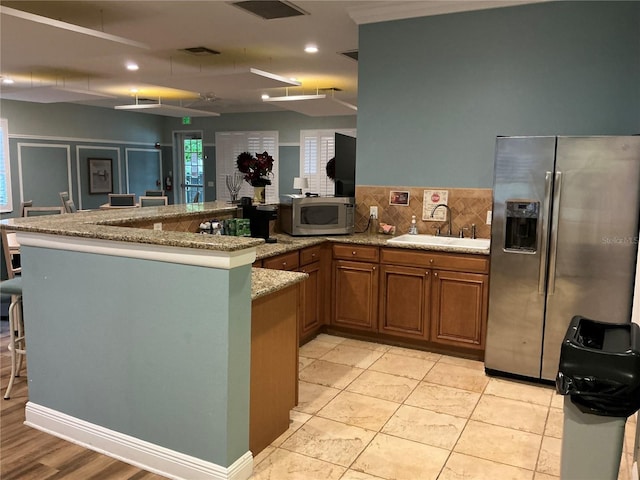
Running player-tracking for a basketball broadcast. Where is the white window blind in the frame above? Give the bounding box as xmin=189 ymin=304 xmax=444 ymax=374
xmin=300 ymin=129 xmax=356 ymax=197
xmin=0 ymin=119 xmax=13 ymax=213
xmin=215 ymin=131 xmax=279 ymax=204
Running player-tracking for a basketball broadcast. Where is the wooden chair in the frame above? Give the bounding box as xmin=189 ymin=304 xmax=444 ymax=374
xmin=1 ymin=229 xmax=24 ymax=399
xmin=59 ymin=191 xmax=70 ymax=210
xmin=23 ymin=206 xmax=65 ymax=217
xmin=139 ymin=196 xmax=168 ymax=207
xmin=64 ymin=199 xmax=78 ymax=213
xmin=1 ymin=229 xmax=21 ymax=278
xmin=108 ymin=194 xmax=136 ymax=207
xmin=19 ymin=200 xmax=33 ymax=217
xmin=1 ymin=276 xmax=23 ymax=399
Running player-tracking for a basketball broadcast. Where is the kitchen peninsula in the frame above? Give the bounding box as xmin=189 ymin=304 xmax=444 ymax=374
xmin=1 ymin=202 xmax=306 ymax=480
xmin=2 ymin=202 xmax=491 ymax=480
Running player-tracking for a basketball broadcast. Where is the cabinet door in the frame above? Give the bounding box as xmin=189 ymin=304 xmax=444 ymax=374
xmin=379 ymin=265 xmax=431 ymax=340
xmin=332 ymin=259 xmax=379 ymax=331
xmin=262 ymin=251 xmax=299 ymax=271
xmin=431 ymin=270 xmax=488 ymax=349
xmin=299 ymin=261 xmax=322 ymax=341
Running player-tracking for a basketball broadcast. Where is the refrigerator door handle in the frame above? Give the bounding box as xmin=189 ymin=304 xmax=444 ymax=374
xmin=538 ymin=171 xmax=553 ymax=295
xmin=548 ymin=171 xmax=562 ymax=295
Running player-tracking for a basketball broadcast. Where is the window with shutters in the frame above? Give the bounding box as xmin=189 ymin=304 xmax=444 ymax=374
xmin=300 ymin=129 xmax=356 ymax=196
xmin=215 ymin=131 xmax=279 ymax=204
xmin=0 ymin=119 xmax=13 ymax=213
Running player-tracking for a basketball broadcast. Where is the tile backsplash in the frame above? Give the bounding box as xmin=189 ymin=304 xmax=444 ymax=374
xmin=355 ymin=186 xmax=493 ymax=239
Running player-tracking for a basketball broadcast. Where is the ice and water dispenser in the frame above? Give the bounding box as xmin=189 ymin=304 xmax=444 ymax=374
xmin=504 ymin=201 xmax=539 ymax=252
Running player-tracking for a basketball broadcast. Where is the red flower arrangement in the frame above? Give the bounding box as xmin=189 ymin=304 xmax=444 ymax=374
xmin=236 ymin=151 xmax=274 ymax=187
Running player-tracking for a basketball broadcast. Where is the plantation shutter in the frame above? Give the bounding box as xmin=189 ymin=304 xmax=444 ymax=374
xmin=300 ymin=129 xmax=355 ymax=197
xmin=0 ymin=119 xmax=12 ymax=213
xmin=215 ymin=131 xmax=279 ymax=203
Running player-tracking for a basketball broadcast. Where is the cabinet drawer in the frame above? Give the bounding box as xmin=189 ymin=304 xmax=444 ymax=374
xmin=333 ymin=244 xmax=379 ymax=262
xmin=263 ymin=251 xmax=300 ymax=271
xmin=300 ymin=245 xmax=322 ymax=266
xmin=380 ymin=248 xmax=488 ymax=273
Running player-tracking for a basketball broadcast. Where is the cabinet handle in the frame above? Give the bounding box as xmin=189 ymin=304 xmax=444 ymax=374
xmin=302 ymin=269 xmax=306 ymax=273
xmin=352 ymin=251 xmax=357 ymax=255
xmin=426 ymin=271 xmax=430 ymax=275
xmin=282 ymin=262 xmax=287 ymax=267
xmin=429 ymin=259 xmax=434 ymax=263
xmin=311 ymin=253 xmax=316 ymax=258
xmin=434 ymin=272 xmax=438 ymax=277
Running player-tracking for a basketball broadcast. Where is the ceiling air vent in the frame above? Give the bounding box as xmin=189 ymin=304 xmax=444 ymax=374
xmin=181 ymin=46 xmax=221 ymax=56
xmin=231 ymin=1 xmax=308 ymax=19
xmin=340 ymin=50 xmax=359 ymax=62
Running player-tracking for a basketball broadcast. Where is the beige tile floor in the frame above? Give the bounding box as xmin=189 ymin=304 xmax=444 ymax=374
xmin=249 ymin=334 xmax=637 ymax=480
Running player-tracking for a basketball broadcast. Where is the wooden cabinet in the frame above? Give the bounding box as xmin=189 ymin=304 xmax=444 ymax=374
xmin=298 ymin=246 xmax=323 ymax=342
xmin=260 ymin=241 xmax=490 ymax=355
xmin=379 ymin=247 xmax=489 ymax=351
xmin=332 ymin=245 xmax=379 ymax=332
xmin=379 ymin=264 xmax=431 ymax=340
xmin=250 ymin=284 xmax=299 ymax=455
xmin=262 ymin=250 xmax=299 ymax=271
xmin=431 ymin=269 xmax=488 ymax=350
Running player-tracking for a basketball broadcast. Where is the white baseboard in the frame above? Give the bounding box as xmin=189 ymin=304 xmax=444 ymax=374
xmin=25 ymin=402 xmax=253 ymax=480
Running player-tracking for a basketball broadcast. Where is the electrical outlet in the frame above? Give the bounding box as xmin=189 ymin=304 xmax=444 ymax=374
xmin=369 ymin=206 xmax=378 ymax=219
xmin=153 ymin=222 xmax=162 ymax=231
xmin=486 ymin=210 xmax=492 ymax=225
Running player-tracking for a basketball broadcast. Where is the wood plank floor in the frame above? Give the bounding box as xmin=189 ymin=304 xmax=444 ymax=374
xmin=0 ymin=326 xmax=168 ymax=479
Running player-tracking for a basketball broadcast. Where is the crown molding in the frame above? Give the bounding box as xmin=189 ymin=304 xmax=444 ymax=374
xmin=348 ymin=0 xmax=550 ymax=25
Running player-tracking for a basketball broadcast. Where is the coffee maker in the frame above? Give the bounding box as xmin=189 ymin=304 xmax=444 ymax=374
xmin=241 ymin=198 xmax=277 ymax=243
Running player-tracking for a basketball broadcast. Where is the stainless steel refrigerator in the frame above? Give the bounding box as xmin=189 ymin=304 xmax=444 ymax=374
xmin=485 ymin=136 xmax=640 ymax=381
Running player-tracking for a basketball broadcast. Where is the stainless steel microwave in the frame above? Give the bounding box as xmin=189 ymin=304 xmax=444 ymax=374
xmin=279 ymin=196 xmax=355 ymax=236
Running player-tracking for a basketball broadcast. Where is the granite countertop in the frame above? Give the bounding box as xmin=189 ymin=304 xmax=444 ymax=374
xmin=0 ymin=201 xmax=264 ymax=252
xmin=255 ymin=232 xmax=490 ymax=257
xmin=1 ymin=204 xmax=488 ymax=300
xmin=254 ymin=234 xmax=327 ymax=260
xmin=251 ymin=268 xmax=308 ymax=300
xmin=1 ymin=202 xmax=489 ymax=255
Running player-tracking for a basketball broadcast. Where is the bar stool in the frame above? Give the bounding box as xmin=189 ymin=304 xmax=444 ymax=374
xmin=3 ymin=277 xmax=24 ymax=399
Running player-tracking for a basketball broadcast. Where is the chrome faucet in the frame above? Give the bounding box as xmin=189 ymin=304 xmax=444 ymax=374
xmin=430 ymin=203 xmax=452 ymax=236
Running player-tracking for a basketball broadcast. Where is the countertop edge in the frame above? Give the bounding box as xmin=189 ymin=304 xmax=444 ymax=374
xmin=251 ymin=268 xmax=308 ymax=300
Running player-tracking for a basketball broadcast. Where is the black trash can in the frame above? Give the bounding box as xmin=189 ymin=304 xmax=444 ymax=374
xmin=556 ymin=315 xmax=640 ymax=479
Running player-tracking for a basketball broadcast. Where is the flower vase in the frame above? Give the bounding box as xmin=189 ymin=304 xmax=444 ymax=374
xmin=253 ymin=186 xmax=266 ymax=204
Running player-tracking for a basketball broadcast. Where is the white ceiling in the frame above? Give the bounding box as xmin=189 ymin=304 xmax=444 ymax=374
xmin=0 ymin=1 xmax=545 ymax=117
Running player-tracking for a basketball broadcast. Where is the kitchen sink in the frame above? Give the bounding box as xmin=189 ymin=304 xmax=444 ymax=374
xmin=387 ymin=234 xmax=490 ymax=251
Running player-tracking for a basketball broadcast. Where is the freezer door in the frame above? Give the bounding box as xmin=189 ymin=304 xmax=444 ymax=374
xmin=485 ymin=136 xmax=556 ymax=378
xmin=541 ymin=136 xmax=640 ymax=380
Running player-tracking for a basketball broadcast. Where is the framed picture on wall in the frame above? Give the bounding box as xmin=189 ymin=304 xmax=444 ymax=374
xmin=389 ymin=190 xmax=410 ymax=206
xmin=88 ymin=158 xmax=113 ymax=194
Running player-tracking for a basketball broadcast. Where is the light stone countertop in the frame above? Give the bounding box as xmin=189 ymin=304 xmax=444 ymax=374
xmin=1 ymin=204 xmax=488 ymax=300
xmin=251 ymin=268 xmax=308 ymax=300
xmin=0 ymin=201 xmax=264 ymax=252
xmin=255 ymin=232 xmax=490 ymax=257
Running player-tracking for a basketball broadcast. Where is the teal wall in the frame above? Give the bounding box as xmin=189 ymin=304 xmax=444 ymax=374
xmin=0 ymin=100 xmax=163 ymax=142
xmin=22 ymin=245 xmax=252 ymax=466
xmin=161 ymin=111 xmax=356 ymax=145
xmin=357 ymin=1 xmax=640 ymax=188
xmin=0 ymin=99 xmax=355 ymax=216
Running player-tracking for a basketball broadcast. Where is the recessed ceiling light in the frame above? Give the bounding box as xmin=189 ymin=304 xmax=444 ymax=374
xmin=304 ymin=45 xmax=318 ymax=54
xmin=126 ymin=63 xmax=139 ymax=71
xmin=2 ymin=78 xmax=15 ymax=84
xmin=130 ymin=88 xmax=139 ymax=93
xmin=261 ymin=94 xmax=270 ymax=100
